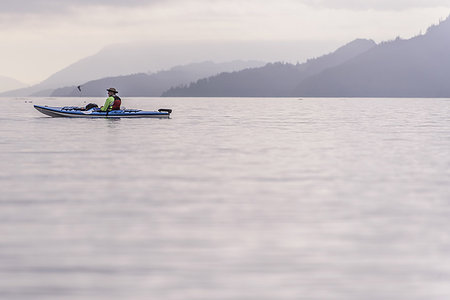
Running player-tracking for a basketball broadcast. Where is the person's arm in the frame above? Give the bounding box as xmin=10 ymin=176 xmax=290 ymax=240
xmin=101 ymin=97 xmax=114 ymax=111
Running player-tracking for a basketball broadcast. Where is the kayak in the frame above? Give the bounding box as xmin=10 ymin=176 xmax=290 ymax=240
xmin=34 ymin=105 xmax=172 ymax=118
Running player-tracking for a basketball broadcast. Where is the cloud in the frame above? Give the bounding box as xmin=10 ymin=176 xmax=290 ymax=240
xmin=2 ymin=0 xmax=449 ymax=15
xmin=0 ymin=0 xmax=167 ymax=14
xmin=1 ymin=0 xmax=448 ymax=83
xmin=301 ymin=0 xmax=450 ymax=11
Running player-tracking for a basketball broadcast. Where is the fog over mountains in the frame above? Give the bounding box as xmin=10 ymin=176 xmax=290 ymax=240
xmin=2 ymin=16 xmax=449 ymax=98
xmin=0 ymin=40 xmax=335 ymax=97
xmin=163 ymin=39 xmax=376 ymax=97
xmin=0 ymin=76 xmax=27 ymax=93
xmin=165 ymin=16 xmax=450 ymax=98
xmin=51 ymin=61 xmax=265 ymax=97
xmin=293 ymin=17 xmax=450 ymax=97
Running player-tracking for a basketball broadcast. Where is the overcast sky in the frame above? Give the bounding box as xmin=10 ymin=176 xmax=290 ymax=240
xmin=1 ymin=0 xmax=449 ymax=84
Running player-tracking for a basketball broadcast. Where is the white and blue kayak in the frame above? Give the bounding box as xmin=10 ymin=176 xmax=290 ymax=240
xmin=34 ymin=105 xmax=172 ymax=118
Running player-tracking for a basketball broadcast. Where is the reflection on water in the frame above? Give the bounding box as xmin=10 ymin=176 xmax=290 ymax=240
xmin=0 ymin=97 xmax=449 ymax=300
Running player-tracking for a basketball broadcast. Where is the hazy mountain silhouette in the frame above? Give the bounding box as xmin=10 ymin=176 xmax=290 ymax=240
xmin=4 ymin=16 xmax=448 ymax=98
xmin=292 ymin=17 xmax=450 ymax=97
xmin=0 ymin=76 xmax=27 ymax=93
xmin=51 ymin=61 xmax=265 ymax=97
xmin=162 ymin=39 xmax=376 ymax=97
xmin=0 ymin=40 xmax=337 ymax=97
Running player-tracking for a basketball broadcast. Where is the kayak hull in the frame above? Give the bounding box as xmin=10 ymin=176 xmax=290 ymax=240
xmin=34 ymin=105 xmax=171 ymax=119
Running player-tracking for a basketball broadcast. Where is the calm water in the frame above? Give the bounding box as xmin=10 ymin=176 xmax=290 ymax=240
xmin=0 ymin=97 xmax=449 ymax=300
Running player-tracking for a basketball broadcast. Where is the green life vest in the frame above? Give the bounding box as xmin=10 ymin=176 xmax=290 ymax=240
xmin=101 ymin=96 xmax=115 ymax=112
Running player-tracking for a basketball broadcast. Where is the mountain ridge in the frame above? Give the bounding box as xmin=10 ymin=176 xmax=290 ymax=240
xmin=162 ymin=39 xmax=376 ymax=97
xmin=50 ymin=61 xmax=266 ymax=97
xmin=0 ymin=40 xmax=337 ymax=97
xmin=292 ymin=17 xmax=450 ymax=97
xmin=163 ymin=16 xmax=450 ymax=98
xmin=0 ymin=76 xmax=27 ymax=93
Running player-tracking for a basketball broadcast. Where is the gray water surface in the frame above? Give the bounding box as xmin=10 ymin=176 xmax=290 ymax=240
xmin=0 ymin=97 xmax=449 ymax=300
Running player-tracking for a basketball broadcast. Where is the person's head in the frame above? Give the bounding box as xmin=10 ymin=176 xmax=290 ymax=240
xmin=107 ymin=88 xmax=118 ymax=96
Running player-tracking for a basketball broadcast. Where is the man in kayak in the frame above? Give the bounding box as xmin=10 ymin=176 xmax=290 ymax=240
xmin=100 ymin=88 xmax=121 ymax=111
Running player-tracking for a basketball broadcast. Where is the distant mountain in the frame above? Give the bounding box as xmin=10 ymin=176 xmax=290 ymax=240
xmin=0 ymin=81 xmax=56 ymax=97
xmin=51 ymin=61 xmax=266 ymax=97
xmin=162 ymin=39 xmax=376 ymax=97
xmin=0 ymin=76 xmax=27 ymax=93
xmin=292 ymin=17 xmax=450 ymax=97
xmin=0 ymin=40 xmax=337 ymax=97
